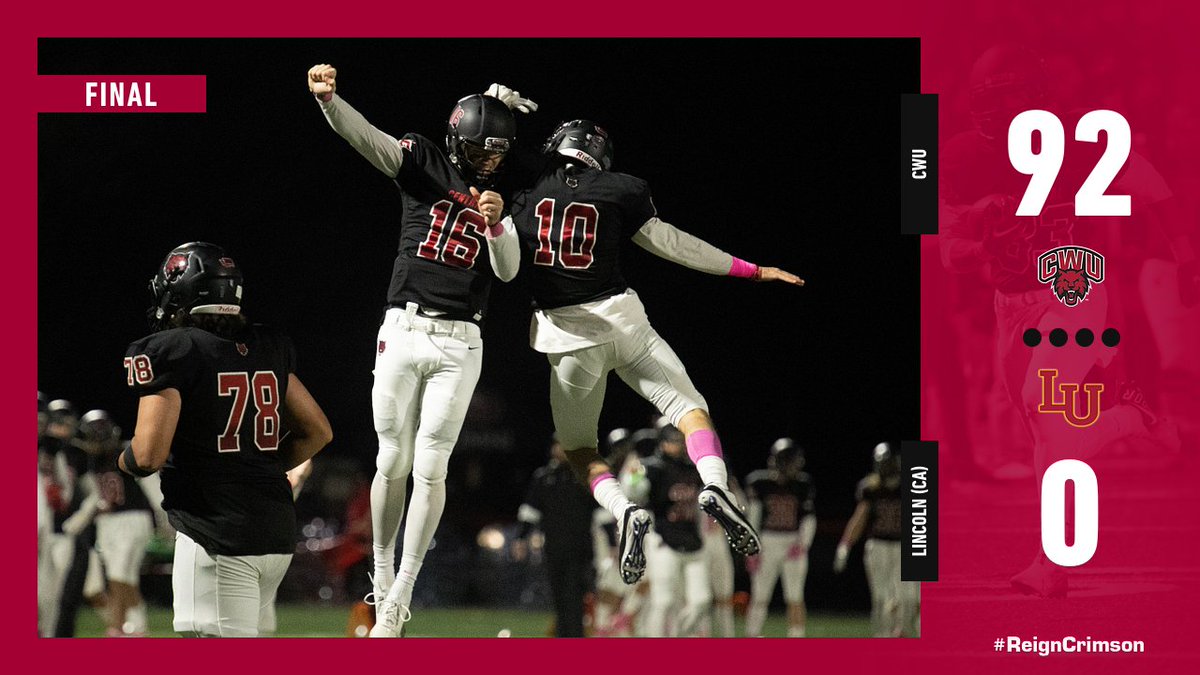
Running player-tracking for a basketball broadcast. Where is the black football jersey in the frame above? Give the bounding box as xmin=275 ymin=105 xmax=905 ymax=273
xmin=509 ymin=163 xmax=657 ymax=309
xmin=746 ymin=469 xmax=815 ymax=533
xmin=522 ymin=461 xmax=595 ymax=555
xmin=125 ymin=324 xmax=297 ymax=555
xmin=642 ymin=453 xmax=703 ymax=553
xmin=857 ymin=473 xmax=902 ymax=541
xmin=388 ymin=133 xmax=500 ymax=322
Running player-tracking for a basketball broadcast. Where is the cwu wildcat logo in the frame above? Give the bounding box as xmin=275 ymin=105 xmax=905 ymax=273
xmin=1037 ymin=246 xmax=1104 ymax=308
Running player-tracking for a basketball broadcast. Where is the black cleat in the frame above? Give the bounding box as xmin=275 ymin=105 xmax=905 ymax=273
xmin=617 ymin=506 xmax=652 ymax=585
xmin=699 ymin=484 xmax=761 ymax=556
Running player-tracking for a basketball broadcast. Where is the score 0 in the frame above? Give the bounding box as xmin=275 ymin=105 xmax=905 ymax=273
xmin=1008 ymin=109 xmax=1131 ymax=567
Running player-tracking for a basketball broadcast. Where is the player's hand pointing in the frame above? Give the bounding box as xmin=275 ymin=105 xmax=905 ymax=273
xmin=755 ymin=266 xmax=805 ymax=286
xmin=308 ymin=64 xmax=337 ymax=101
xmin=471 ymin=187 xmax=504 ymax=226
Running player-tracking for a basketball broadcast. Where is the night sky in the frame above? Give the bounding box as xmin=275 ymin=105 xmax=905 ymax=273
xmin=38 ymin=38 xmax=919 ymax=528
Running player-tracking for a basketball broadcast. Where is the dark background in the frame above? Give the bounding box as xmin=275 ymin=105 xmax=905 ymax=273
xmin=38 ymin=39 xmax=918 ymax=604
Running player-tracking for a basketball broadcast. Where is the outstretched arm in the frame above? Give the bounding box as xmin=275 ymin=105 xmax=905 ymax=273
xmin=308 ymin=64 xmax=406 ymax=178
xmin=632 ymin=218 xmax=804 ymax=286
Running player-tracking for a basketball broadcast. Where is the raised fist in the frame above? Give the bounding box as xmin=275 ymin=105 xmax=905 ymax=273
xmin=308 ymin=64 xmax=337 ymax=102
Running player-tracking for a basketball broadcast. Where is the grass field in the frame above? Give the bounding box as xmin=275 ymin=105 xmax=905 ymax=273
xmin=73 ymin=603 xmax=873 ymax=638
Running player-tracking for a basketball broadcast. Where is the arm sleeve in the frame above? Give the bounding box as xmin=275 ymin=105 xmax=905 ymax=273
xmin=318 ymin=94 xmax=405 ymax=178
xmin=486 ymin=216 xmax=521 ymax=282
xmin=631 ymin=217 xmax=737 ymax=275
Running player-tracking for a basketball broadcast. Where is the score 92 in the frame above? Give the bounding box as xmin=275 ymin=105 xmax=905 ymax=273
xmin=1007 ymin=109 xmax=1132 ymax=567
xmin=1008 ymin=109 xmax=1131 ymax=217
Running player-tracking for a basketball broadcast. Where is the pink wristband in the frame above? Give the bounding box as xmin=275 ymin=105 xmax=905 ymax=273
xmin=728 ymin=257 xmax=759 ymax=279
xmin=484 ymin=222 xmax=505 ymax=239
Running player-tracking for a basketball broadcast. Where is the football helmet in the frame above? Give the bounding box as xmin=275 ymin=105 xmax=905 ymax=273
xmin=543 ymin=120 xmax=613 ymax=171
xmin=445 ymin=94 xmax=516 ymax=185
xmin=148 ymin=242 xmax=243 ymax=331
xmin=769 ymin=437 xmax=805 ymax=475
xmin=968 ymin=44 xmax=1048 ymax=142
xmin=79 ymin=409 xmax=120 ymax=447
xmin=873 ymin=442 xmax=901 ymax=478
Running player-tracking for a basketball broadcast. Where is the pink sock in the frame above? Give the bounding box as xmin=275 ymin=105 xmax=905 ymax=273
xmin=687 ymin=430 xmax=729 ymax=489
xmin=686 ymin=429 xmax=723 ymax=462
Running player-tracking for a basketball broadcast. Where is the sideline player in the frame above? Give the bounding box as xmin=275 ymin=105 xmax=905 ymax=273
xmin=625 ymin=425 xmax=710 ymax=637
xmin=491 ymin=120 xmax=805 ymax=580
xmin=76 ymin=410 xmax=156 ymax=637
xmin=745 ymin=438 xmax=816 ymax=637
xmin=940 ymin=44 xmax=1193 ymax=596
xmin=834 ymin=443 xmax=918 ymax=637
xmin=121 ymin=242 xmax=332 ymax=637
xmin=307 ymin=64 xmax=521 ymax=636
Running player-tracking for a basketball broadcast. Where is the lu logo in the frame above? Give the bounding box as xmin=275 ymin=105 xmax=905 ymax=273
xmin=1037 ymin=369 xmax=1103 ymax=427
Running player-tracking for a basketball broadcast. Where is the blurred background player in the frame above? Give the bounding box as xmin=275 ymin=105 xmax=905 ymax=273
xmin=625 ymin=424 xmax=710 ymax=637
xmin=745 ymin=437 xmax=816 ymax=637
xmin=121 ymin=241 xmax=332 ymax=637
xmin=834 ymin=443 xmax=918 ymax=637
xmin=699 ymin=477 xmax=742 ymax=637
xmin=939 ymin=43 xmax=1195 ymax=597
xmin=43 ymin=399 xmax=98 ymax=637
xmin=307 ymin=64 xmax=521 ymax=637
xmin=516 ymin=436 xmax=596 ymax=637
xmin=76 ymin=410 xmax=156 ymax=637
xmin=491 ymin=120 xmax=806 ymax=582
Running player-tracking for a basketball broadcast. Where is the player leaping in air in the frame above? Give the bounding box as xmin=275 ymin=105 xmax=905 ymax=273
xmin=489 ymin=120 xmax=805 ymax=582
xmin=307 ymin=64 xmax=524 ymax=637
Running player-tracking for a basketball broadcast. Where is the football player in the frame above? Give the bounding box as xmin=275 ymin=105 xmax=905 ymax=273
xmin=834 ymin=443 xmax=918 ymax=637
xmin=307 ymin=64 xmax=523 ymax=636
xmin=489 ymin=120 xmax=805 ymax=583
xmin=75 ymin=410 xmax=156 ymax=637
xmin=624 ymin=424 xmax=710 ymax=637
xmin=744 ymin=438 xmax=816 ymax=637
xmin=940 ymin=44 xmax=1195 ymax=597
xmin=121 ymin=242 xmax=332 ymax=637
xmin=516 ymin=436 xmax=596 ymax=637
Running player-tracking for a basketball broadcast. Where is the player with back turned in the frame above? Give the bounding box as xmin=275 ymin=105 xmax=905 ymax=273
xmin=121 ymin=242 xmax=333 ymax=637
xmin=489 ymin=120 xmax=806 ymax=585
xmin=745 ymin=437 xmax=816 ymax=637
xmin=306 ymin=65 xmax=524 ymax=637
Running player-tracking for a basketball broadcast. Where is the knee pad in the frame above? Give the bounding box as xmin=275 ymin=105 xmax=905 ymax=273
xmin=375 ymin=444 xmax=413 ymax=481
xmin=413 ymin=447 xmax=452 ymax=486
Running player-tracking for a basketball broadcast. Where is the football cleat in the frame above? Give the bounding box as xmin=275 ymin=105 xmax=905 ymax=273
xmin=617 ymin=506 xmax=652 ymax=585
xmin=368 ymin=598 xmax=411 ymax=638
xmin=699 ymin=484 xmax=761 ymax=556
xmin=1010 ymin=559 xmax=1067 ymax=599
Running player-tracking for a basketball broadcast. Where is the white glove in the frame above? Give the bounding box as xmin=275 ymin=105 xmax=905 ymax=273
xmin=485 ymin=83 xmax=538 ymax=113
xmin=833 ymin=543 xmax=850 ymax=574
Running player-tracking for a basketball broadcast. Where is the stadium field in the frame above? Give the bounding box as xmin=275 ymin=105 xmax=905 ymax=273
xmin=74 ymin=604 xmax=874 ymax=638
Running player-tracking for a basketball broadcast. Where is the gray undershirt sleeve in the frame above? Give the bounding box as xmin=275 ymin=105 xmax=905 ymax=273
xmin=318 ymin=94 xmax=405 ymax=178
xmin=632 ymin=217 xmax=734 ymax=276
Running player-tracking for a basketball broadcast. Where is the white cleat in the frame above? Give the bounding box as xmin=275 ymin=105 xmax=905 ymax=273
xmin=369 ymin=599 xmax=412 ymax=638
xmin=699 ymin=484 xmax=761 ymax=556
xmin=617 ymin=506 xmax=652 ymax=585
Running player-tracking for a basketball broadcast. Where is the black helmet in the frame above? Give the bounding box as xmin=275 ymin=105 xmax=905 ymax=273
xmin=79 ymin=409 xmax=120 ymax=446
xmin=445 ymin=94 xmax=516 ymax=185
xmin=873 ymin=442 xmax=901 ymax=477
xmin=769 ymin=437 xmax=805 ymax=473
xmin=148 ymin=242 xmax=243 ymax=331
xmin=48 ymin=399 xmax=78 ymax=423
xmin=543 ymin=120 xmax=613 ymax=171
